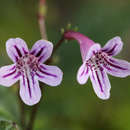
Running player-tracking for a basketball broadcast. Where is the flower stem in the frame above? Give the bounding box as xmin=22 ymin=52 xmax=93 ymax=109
xmin=53 ymin=37 xmax=65 ymax=54
xmin=46 ymin=37 xmax=65 ymax=64
xmin=17 ymin=87 xmax=26 ymax=129
xmin=38 ymin=0 xmax=47 ymax=39
xmin=26 ymin=103 xmax=40 ymax=130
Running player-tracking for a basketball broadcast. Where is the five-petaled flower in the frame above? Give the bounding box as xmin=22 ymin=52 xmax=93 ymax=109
xmin=64 ymin=31 xmax=130 ymax=99
xmin=0 ymin=38 xmax=63 ymax=105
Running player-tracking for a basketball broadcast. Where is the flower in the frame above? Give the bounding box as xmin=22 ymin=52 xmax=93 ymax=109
xmin=64 ymin=31 xmax=130 ymax=99
xmin=0 ymin=38 xmax=63 ymax=105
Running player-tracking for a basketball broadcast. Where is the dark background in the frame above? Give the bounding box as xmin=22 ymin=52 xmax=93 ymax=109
xmin=0 ymin=0 xmax=130 ymax=130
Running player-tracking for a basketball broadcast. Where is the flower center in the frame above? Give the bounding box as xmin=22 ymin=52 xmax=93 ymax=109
xmin=16 ymin=54 xmax=39 ymax=74
xmin=86 ymin=51 xmax=109 ymax=71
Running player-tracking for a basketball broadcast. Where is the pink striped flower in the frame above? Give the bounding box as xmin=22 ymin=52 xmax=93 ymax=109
xmin=64 ymin=31 xmax=130 ymax=99
xmin=0 ymin=38 xmax=63 ymax=105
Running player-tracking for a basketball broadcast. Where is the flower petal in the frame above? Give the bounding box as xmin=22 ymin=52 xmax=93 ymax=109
xmin=104 ymin=57 xmax=130 ymax=77
xmin=6 ymin=38 xmax=29 ymax=62
xmin=19 ymin=73 xmax=41 ymax=106
xmin=0 ymin=64 xmax=20 ymax=87
xmin=102 ymin=36 xmax=123 ymax=56
xmin=85 ymin=43 xmax=101 ymax=61
xmin=30 ymin=40 xmax=53 ymax=63
xmin=77 ymin=63 xmax=90 ymax=84
xmin=36 ymin=64 xmax=63 ymax=86
xmin=90 ymin=67 xmax=111 ymax=100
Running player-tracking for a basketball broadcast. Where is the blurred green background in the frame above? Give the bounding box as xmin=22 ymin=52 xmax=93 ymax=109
xmin=0 ymin=0 xmax=130 ymax=130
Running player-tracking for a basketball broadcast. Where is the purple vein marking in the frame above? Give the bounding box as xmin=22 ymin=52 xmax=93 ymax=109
xmin=3 ymin=69 xmax=16 ymax=78
xmin=104 ymin=58 xmax=127 ymax=70
xmin=31 ymin=72 xmax=35 ymax=88
xmin=14 ymin=45 xmax=22 ymax=57
xmin=100 ymin=68 xmax=105 ymax=85
xmin=38 ymin=68 xmax=57 ymax=78
xmin=107 ymin=44 xmax=117 ymax=55
xmin=40 ymin=65 xmax=47 ymax=70
xmin=80 ymin=69 xmax=85 ymax=77
xmin=38 ymin=54 xmax=45 ymax=62
xmin=22 ymin=75 xmax=25 ymax=86
xmin=9 ymin=66 xmax=16 ymax=71
xmin=91 ymin=72 xmax=96 ymax=84
xmin=104 ymin=65 xmax=112 ymax=71
xmin=30 ymin=50 xmax=36 ymax=55
xmin=102 ymin=44 xmax=117 ymax=54
xmin=109 ymin=58 xmax=117 ymax=63
xmin=85 ymin=67 xmax=89 ymax=74
xmin=26 ymin=76 xmax=32 ymax=98
xmin=13 ymin=54 xmax=18 ymax=61
xmin=95 ymin=71 xmax=104 ymax=93
xmin=13 ymin=72 xmax=21 ymax=79
xmin=22 ymin=48 xmax=28 ymax=54
xmin=36 ymin=73 xmax=45 ymax=78
xmin=36 ymin=47 xmax=45 ymax=57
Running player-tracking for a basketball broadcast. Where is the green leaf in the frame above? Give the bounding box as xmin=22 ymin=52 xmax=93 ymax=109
xmin=0 ymin=120 xmax=19 ymax=130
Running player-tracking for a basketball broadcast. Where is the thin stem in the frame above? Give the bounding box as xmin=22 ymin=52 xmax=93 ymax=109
xmin=53 ymin=37 xmax=65 ymax=54
xmin=17 ymin=87 xmax=26 ymax=129
xmin=26 ymin=87 xmax=44 ymax=130
xmin=46 ymin=37 xmax=65 ymax=64
xmin=38 ymin=0 xmax=47 ymax=39
xmin=26 ymin=102 xmax=40 ymax=130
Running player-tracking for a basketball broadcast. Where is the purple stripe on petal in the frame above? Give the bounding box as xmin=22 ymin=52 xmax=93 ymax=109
xmin=95 ymin=71 xmax=104 ymax=93
xmin=100 ymin=68 xmax=106 ymax=86
xmin=3 ymin=69 xmax=16 ymax=78
xmin=103 ymin=44 xmax=117 ymax=54
xmin=22 ymin=75 xmax=25 ymax=86
xmin=36 ymin=47 xmax=45 ymax=57
xmin=9 ymin=66 xmax=16 ymax=71
xmin=104 ymin=65 xmax=122 ymax=74
xmin=13 ymin=72 xmax=21 ymax=79
xmin=14 ymin=45 xmax=22 ymax=57
xmin=104 ymin=65 xmax=112 ymax=71
xmin=36 ymin=72 xmax=45 ymax=78
xmin=38 ymin=54 xmax=45 ymax=62
xmin=13 ymin=54 xmax=18 ymax=61
xmin=104 ymin=58 xmax=127 ymax=70
xmin=26 ymin=76 xmax=32 ymax=98
xmin=77 ymin=63 xmax=90 ymax=85
xmin=109 ymin=58 xmax=117 ymax=63
xmin=102 ymin=37 xmax=123 ymax=56
xmin=80 ymin=66 xmax=89 ymax=77
xmin=30 ymin=50 xmax=36 ymax=55
xmin=107 ymin=47 xmax=117 ymax=56
xmin=22 ymin=48 xmax=28 ymax=54
xmin=104 ymin=57 xmax=130 ymax=78
xmin=80 ymin=70 xmax=85 ymax=77
xmin=92 ymin=72 xmax=95 ymax=81
xmin=38 ymin=68 xmax=57 ymax=78
xmin=31 ymin=72 xmax=35 ymax=86
xmin=40 ymin=65 xmax=47 ymax=70
xmin=85 ymin=67 xmax=89 ymax=74
xmin=32 ymin=75 xmax=35 ymax=86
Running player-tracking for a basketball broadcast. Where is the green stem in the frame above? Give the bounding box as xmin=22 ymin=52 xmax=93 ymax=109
xmin=46 ymin=37 xmax=65 ymax=64
xmin=26 ymin=102 xmax=40 ymax=130
xmin=17 ymin=87 xmax=26 ymax=129
xmin=38 ymin=0 xmax=47 ymax=39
